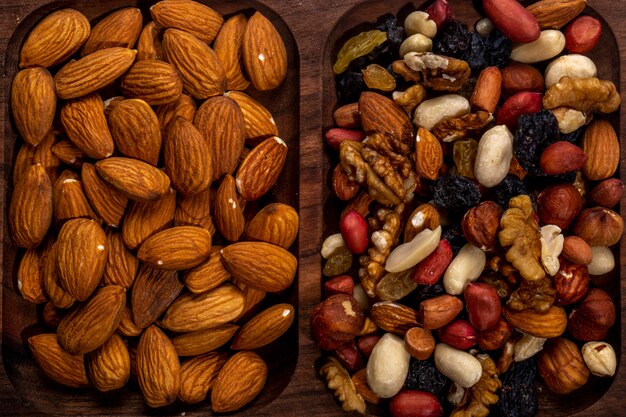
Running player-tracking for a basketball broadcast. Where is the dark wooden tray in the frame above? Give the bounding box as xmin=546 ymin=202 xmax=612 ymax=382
xmin=0 ymin=0 xmax=625 ymax=415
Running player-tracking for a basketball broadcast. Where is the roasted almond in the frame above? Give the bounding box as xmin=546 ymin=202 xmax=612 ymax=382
xmin=371 ymin=301 xmax=420 ymax=335
xmin=17 ymin=247 xmax=47 ymax=304
xmin=42 ymin=242 xmax=75 ymax=309
xmin=138 ymin=225 xmax=212 ymax=270
xmin=150 ymin=0 xmax=223 ymax=45
xmin=359 ymin=91 xmax=414 ymax=147
xmin=231 ymin=303 xmax=294 ymax=350
xmin=161 ymin=284 xmax=244 ymax=332
xmin=9 ymin=164 xmax=53 ymax=248
xmin=415 ymin=127 xmax=443 ymax=181
xmin=234 ymin=283 xmax=267 ymax=322
xmin=121 ymin=60 xmax=183 ymax=105
xmin=236 ymin=136 xmax=288 ymax=201
xmin=162 ymin=28 xmax=226 ymax=100
xmin=51 ymin=139 xmax=86 ymax=168
xmin=57 ymin=285 xmax=126 ymax=354
xmin=179 ymin=352 xmax=228 ymax=404
xmin=41 ymin=301 xmax=66 ymax=329
xmin=214 ymin=174 xmax=245 ymax=242
xmin=221 ymin=241 xmax=296 ymax=292
xmin=174 ymin=187 xmax=213 ymax=229
xmin=28 ymin=333 xmax=89 ymax=388
xmin=582 ymin=119 xmax=619 ymax=181
xmin=245 ymin=203 xmax=299 ymax=248
xmin=52 ymin=177 xmax=98 ymax=223
xmin=96 ymin=157 xmax=171 ymax=201
xmin=503 ymin=305 xmax=567 ymax=338
xmin=122 ymin=188 xmax=176 ymax=250
xmin=109 ymin=98 xmax=162 ymax=166
xmin=81 ymin=7 xmax=142 ymax=56
xmin=54 ymin=47 xmax=137 ymax=99
xmin=136 ymin=21 xmax=163 ymax=61
xmin=225 ymin=90 xmax=279 ymax=143
xmin=183 ymin=246 xmax=230 ymax=294
xmin=117 ymin=306 xmax=142 ymax=337
xmin=81 ymin=163 xmax=129 ymax=227
xmin=527 ymin=0 xmax=586 ymax=29
xmin=214 ymin=14 xmax=250 ymax=91
xmin=156 ymin=94 xmax=197 ymax=134
xmin=20 ymin=8 xmax=90 ymax=68
xmin=103 ymin=229 xmax=139 ymax=288
xmin=132 ymin=265 xmax=183 ymax=329
xmin=11 ymin=67 xmax=56 ymax=146
xmin=211 ymin=351 xmax=268 ymax=413
xmin=14 ymin=132 xmax=60 ymax=186
xmin=86 ymin=333 xmax=130 ymax=392
xmin=172 ymin=324 xmax=239 ymax=357
xmin=243 ymin=11 xmax=288 ymax=91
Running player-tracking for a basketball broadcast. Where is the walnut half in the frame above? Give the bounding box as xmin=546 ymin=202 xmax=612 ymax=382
xmin=319 ymin=357 xmax=366 ymax=414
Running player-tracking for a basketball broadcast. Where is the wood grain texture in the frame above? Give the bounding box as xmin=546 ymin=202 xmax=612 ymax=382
xmin=0 ymin=0 xmax=625 ymax=416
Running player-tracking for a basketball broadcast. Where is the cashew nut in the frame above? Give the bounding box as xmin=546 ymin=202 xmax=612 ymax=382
xmin=514 ymin=333 xmax=547 ymax=362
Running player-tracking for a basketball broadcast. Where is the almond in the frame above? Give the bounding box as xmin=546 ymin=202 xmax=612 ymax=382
xmin=60 ymin=93 xmax=115 ymax=159
xmin=86 ymin=333 xmax=130 ymax=392
xmin=42 ymin=242 xmax=75 ymax=309
xmin=211 ymin=351 xmax=268 ymax=413
xmin=17 ymin=247 xmax=47 ymax=304
xmin=164 ymin=117 xmax=212 ymax=195
xmin=503 ymin=305 xmax=567 ymax=338
xmin=28 ymin=333 xmax=89 ymax=388
xmin=156 ymin=94 xmax=197 ymax=134
xmin=57 ymin=285 xmax=126 ymax=354
xmin=136 ymin=21 xmax=163 ymax=61
xmin=121 ymin=60 xmax=183 ymax=105
xmin=221 ymin=241 xmax=296 ymax=292
xmin=41 ymin=301 xmax=66 ymax=329
xmin=243 ymin=11 xmax=288 ymax=91
xmin=96 ymin=157 xmax=171 ymax=201
xmin=53 ymin=177 xmax=98 ymax=223
xmin=150 ymin=0 xmax=223 ymax=45
xmin=231 ymin=303 xmax=294 ymax=350
xmin=138 ymin=225 xmax=212 ymax=270
xmin=117 ymin=306 xmax=142 ymax=337
xmin=20 ymin=8 xmax=90 ymax=68
xmin=561 ymin=236 xmax=593 ymax=265
xmin=332 ymin=163 xmax=359 ymax=201
xmin=214 ymin=175 xmax=245 ymax=242
xmin=194 ymin=96 xmax=245 ymax=180
xmin=9 ymin=164 xmax=53 ymax=248
xmin=103 ymin=229 xmax=138 ymax=288
xmin=122 ymin=188 xmax=176 ymax=250
xmin=225 ymin=90 xmax=279 ymax=143
xmin=51 ymin=139 xmax=86 ymax=167
xmin=108 ymin=98 xmax=162 ymax=165
xmin=162 ymin=28 xmax=226 ymax=100
xmin=582 ymin=119 xmax=619 ymax=180
xmin=245 ymin=203 xmax=299 ymax=248
xmin=236 ymin=136 xmax=288 ymax=201
xmin=359 ymin=91 xmax=413 ymax=147
xmin=370 ymin=301 xmax=420 ymax=335
xmin=14 ymin=132 xmax=60 ymax=185
xmin=56 ymin=218 xmax=107 ymax=301
xmin=415 ymin=127 xmax=443 ymax=181
xmin=172 ymin=324 xmax=239 ymax=357
xmin=137 ymin=325 xmax=181 ymax=408
xmin=527 ymin=0 xmax=586 ymax=30
xmin=174 ymin=187 xmax=212 ymax=229
xmin=132 ymin=265 xmax=183 ymax=328
xmin=214 ymin=14 xmax=250 ymax=91
xmin=182 ymin=246 xmax=229 ymax=294
xmin=405 ymin=203 xmax=440 ymax=243
xmin=161 ymin=284 xmax=244 ymax=332
xmin=81 ymin=163 xmax=129 ymax=227
xmin=419 ymin=294 xmax=464 ymax=330
xmin=235 ymin=284 xmax=267 ymax=322
xmin=81 ymin=7 xmax=142 ymax=56
xmin=179 ymin=352 xmax=228 ymax=404
xmin=54 ymin=47 xmax=137 ymax=99
xmin=11 ymin=68 xmax=56 ymax=146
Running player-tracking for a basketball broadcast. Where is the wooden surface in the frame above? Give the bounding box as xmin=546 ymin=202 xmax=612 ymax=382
xmin=0 ymin=0 xmax=625 ymax=416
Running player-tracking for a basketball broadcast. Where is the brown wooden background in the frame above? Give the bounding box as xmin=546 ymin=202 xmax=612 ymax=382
xmin=1 ymin=0 xmax=625 ymax=415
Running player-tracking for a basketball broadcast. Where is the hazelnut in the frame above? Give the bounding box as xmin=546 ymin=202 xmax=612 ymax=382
xmin=554 ymin=257 xmax=589 ymax=305
xmin=536 ymin=183 xmax=583 ymax=229
xmin=590 ymin=178 xmax=624 ymax=208
xmin=538 ymin=337 xmax=589 ymax=394
xmin=582 ymin=342 xmax=616 ymax=377
xmin=436 ymin=319 xmax=477 ymax=350
xmin=461 ymin=201 xmax=503 ymax=251
xmin=476 ymin=318 xmax=514 ymax=351
xmin=419 ymin=294 xmax=463 ymax=330
xmin=572 ymin=207 xmax=624 ymax=247
xmin=568 ymin=289 xmax=616 ymax=341
xmin=310 ymin=294 xmax=365 ymax=350
xmin=332 ymin=164 xmax=359 ymax=201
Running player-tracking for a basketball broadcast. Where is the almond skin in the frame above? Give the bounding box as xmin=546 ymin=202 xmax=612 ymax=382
xmin=231 ymin=303 xmax=294 ymax=350
xmin=60 ymin=93 xmax=115 ymax=159
xmin=582 ymin=119 xmax=620 ymax=180
xmin=122 ymin=188 xmax=177 ymax=250
xmin=236 ymin=136 xmax=288 ymax=201
xmin=225 ymin=91 xmax=279 ymax=143
xmin=28 ymin=333 xmax=89 ymax=388
xmin=137 ymin=226 xmax=212 ymax=270
xmin=214 ymin=14 xmax=250 ymax=91
xmin=172 ymin=324 xmax=239 ymax=356
xmin=81 ymin=163 xmax=129 ymax=227
xmin=503 ymin=305 xmax=567 ymax=338
xmin=527 ymin=0 xmax=586 ymax=30
xmin=14 ymin=132 xmax=60 ymax=186
xmin=56 ymin=218 xmax=107 ymax=301
xmin=179 ymin=352 xmax=228 ymax=404
xmin=54 ymin=47 xmax=137 ymax=99
xmin=117 ymin=306 xmax=143 ymax=337
xmin=81 ymin=7 xmax=142 ymax=56
xmin=108 ymin=98 xmax=162 ymax=165
xmin=43 ymin=243 xmax=75 ymax=309
xmin=214 ymin=175 xmax=245 ymax=242
xmin=150 ymin=0 xmax=224 ymax=45
xmin=121 ymin=60 xmax=183 ymax=105
xmin=174 ymin=187 xmax=213 ymax=229
xmin=162 ymin=28 xmax=226 ymax=100
xmin=20 ymin=8 xmax=90 ymax=68
xmin=211 ymin=351 xmax=268 ymax=413
xmin=57 ymin=285 xmax=126 ymax=354
xmin=164 ymin=117 xmax=212 ymax=195
xmin=561 ymin=236 xmax=593 ymax=265
xmin=161 ymin=284 xmax=244 ymax=332
xmin=52 ymin=139 xmax=86 ymax=167
xmin=131 ymin=265 xmax=183 ymax=328
xmin=17 ymin=247 xmax=47 ymax=304
xmin=245 ymin=203 xmax=299 ymax=249
xmin=415 ymin=127 xmax=443 ymax=181
xmin=11 ymin=68 xmax=56 ymax=146
xmin=137 ymin=325 xmax=181 ymax=408
xmin=86 ymin=333 xmax=130 ymax=392
xmin=103 ymin=229 xmax=138 ymax=288
xmin=136 ymin=21 xmax=163 ymax=61
xmin=156 ymin=94 xmax=197 ymax=134
xmin=359 ymin=91 xmax=413 ymax=148
xmin=221 ymin=241 xmax=297 ymax=292
xmin=183 ymin=246 xmax=230 ymax=294
xmin=243 ymin=11 xmax=288 ymax=91
xmin=52 ymin=176 xmax=98 ymax=223
xmin=96 ymin=157 xmax=171 ymax=201
xmin=9 ymin=164 xmax=53 ymax=248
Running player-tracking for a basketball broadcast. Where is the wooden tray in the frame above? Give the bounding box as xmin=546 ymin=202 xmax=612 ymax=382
xmin=0 ymin=0 xmax=625 ymax=415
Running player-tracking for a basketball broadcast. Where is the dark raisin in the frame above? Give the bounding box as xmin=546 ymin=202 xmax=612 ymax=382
xmin=364 ymin=14 xmax=404 ymax=68
xmin=499 ymin=359 xmax=538 ymax=417
xmin=441 ymin=228 xmax=466 ymax=256
xmin=463 ymin=31 xmax=486 ymax=70
xmin=513 ymin=110 xmax=560 ymax=176
xmin=414 ymin=284 xmax=446 ymax=304
xmin=433 ymin=21 xmax=471 ymax=58
xmin=560 ymin=126 xmax=585 ymax=144
xmin=432 ymin=174 xmax=481 ymax=211
xmin=404 ymin=359 xmax=450 ymax=402
xmin=336 ymin=71 xmax=366 ymax=103
xmin=482 ymin=29 xmax=513 ymax=68
xmin=494 ymin=175 xmax=529 ymax=208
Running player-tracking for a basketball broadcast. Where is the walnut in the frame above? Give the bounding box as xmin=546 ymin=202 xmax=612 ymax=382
xmin=365 ymin=133 xmax=412 ymax=177
xmin=543 ymin=77 xmax=621 ymax=114
xmin=498 ymin=195 xmax=546 ymax=282
xmin=393 ymin=84 xmax=427 ymax=116
xmin=432 ymin=111 xmax=494 ymax=143
xmin=451 ymin=354 xmax=502 ymax=417
xmin=507 ymin=276 xmax=556 ymax=313
xmin=402 ymin=52 xmax=471 ymax=92
xmin=319 ymin=357 xmax=366 ymax=414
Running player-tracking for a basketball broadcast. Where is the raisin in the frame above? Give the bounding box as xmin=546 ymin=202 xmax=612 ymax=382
xmin=414 ymin=284 xmax=446 ymax=304
xmin=336 ymin=71 xmax=366 ymax=103
xmin=375 ymin=268 xmax=418 ymax=301
xmin=323 ymin=246 xmax=353 ymax=277
xmin=499 ymin=359 xmax=538 ymax=417
xmin=404 ymin=359 xmax=450 ymax=403
xmin=432 ymin=174 xmax=481 ymax=211
xmin=482 ymin=29 xmax=512 ymax=68
xmin=362 ymin=64 xmax=396 ymax=91
xmin=433 ymin=21 xmax=471 ymax=58
xmin=513 ymin=110 xmax=560 ymax=176
xmin=333 ymin=30 xmax=388 ymax=74
xmin=441 ymin=228 xmax=466 ymax=256
xmin=370 ymin=14 xmax=404 ymax=67
xmin=453 ymin=139 xmax=478 ymax=179
xmin=560 ymin=126 xmax=585 ymax=144
xmin=494 ymin=175 xmax=529 ymax=208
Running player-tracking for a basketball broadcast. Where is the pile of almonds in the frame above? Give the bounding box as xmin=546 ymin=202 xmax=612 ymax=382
xmin=314 ymin=0 xmax=622 ymax=416
xmin=10 ymin=0 xmax=298 ymax=412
